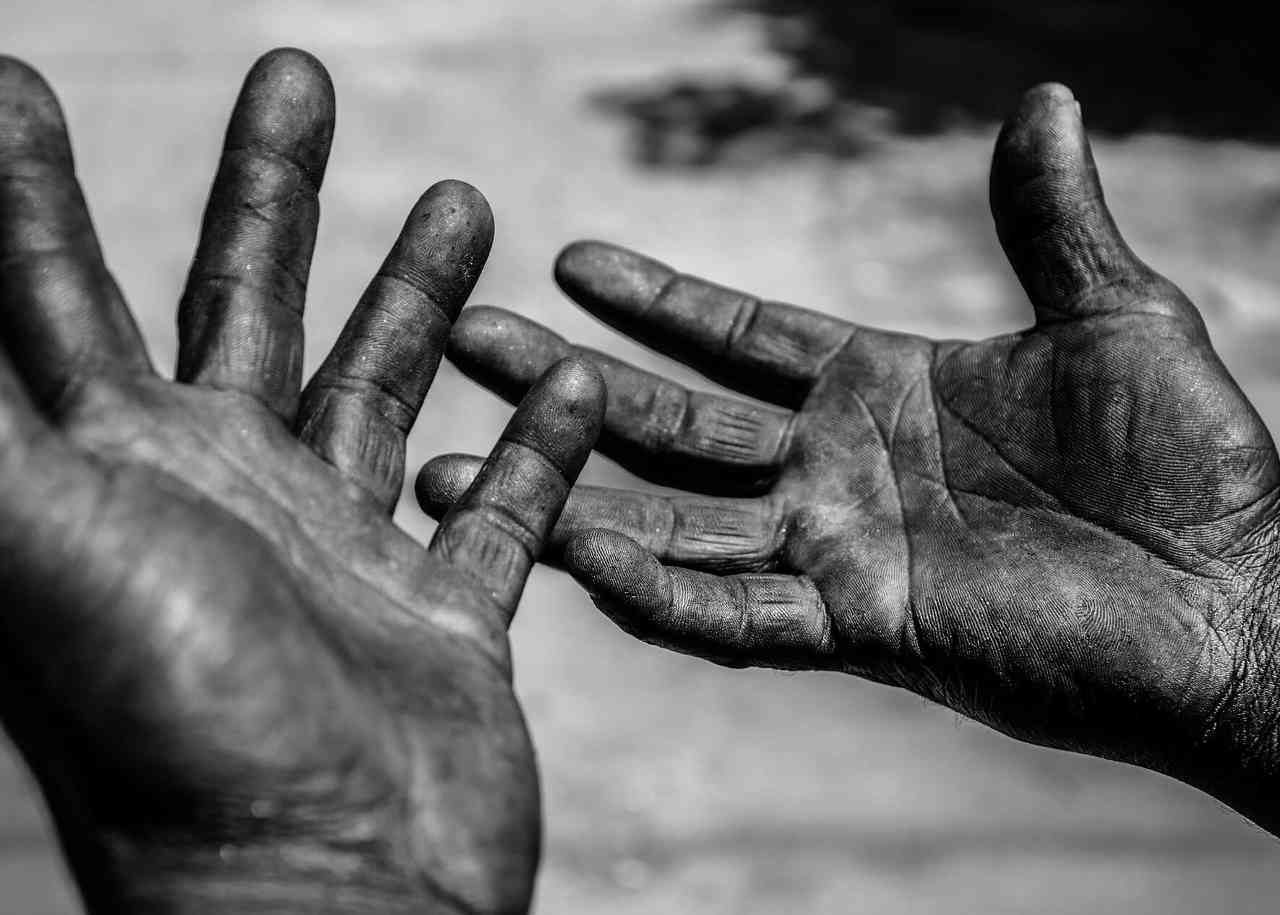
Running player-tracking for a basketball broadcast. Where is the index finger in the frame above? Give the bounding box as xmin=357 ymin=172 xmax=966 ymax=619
xmin=428 ymin=357 xmax=605 ymax=622
xmin=555 ymin=240 xmax=853 ymax=407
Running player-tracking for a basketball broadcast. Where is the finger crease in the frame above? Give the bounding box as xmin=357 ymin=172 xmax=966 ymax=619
xmin=306 ymin=374 xmax=417 ymax=433
xmin=725 ymin=295 xmax=759 ymax=353
xmin=222 ymin=142 xmax=320 ymax=196
xmin=450 ymin=503 xmax=542 ymax=556
xmin=370 ymin=273 xmax=454 ymax=327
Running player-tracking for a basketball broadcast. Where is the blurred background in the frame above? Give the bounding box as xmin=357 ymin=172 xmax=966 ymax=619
xmin=4 ymin=1 xmax=1280 ymax=912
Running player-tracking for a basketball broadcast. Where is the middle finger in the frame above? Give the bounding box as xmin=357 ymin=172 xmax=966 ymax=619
xmin=449 ymin=306 xmax=796 ymax=496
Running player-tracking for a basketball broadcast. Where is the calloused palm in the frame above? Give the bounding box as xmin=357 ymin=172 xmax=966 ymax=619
xmin=419 ymin=85 xmax=1280 ymax=831
xmin=0 ymin=51 xmax=603 ymax=913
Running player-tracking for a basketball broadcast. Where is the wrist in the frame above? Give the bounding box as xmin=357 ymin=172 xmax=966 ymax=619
xmin=82 ymin=834 xmax=463 ymax=915
xmin=1180 ymin=536 xmax=1280 ymax=833
xmin=40 ymin=779 xmax=474 ymax=915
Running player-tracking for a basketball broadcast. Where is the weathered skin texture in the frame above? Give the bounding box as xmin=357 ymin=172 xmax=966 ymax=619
xmin=0 ymin=50 xmax=605 ymax=914
xmin=422 ymin=85 xmax=1280 ymax=835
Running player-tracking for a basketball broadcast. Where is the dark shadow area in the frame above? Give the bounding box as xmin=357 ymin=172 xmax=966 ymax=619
xmin=598 ymin=1 xmax=1275 ymax=166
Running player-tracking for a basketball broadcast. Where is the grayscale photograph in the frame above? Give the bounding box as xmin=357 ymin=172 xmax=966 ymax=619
xmin=2 ymin=2 xmax=1278 ymax=913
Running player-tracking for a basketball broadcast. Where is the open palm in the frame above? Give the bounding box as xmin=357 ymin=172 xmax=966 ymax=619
xmin=420 ymin=85 xmax=1280 ymax=824
xmin=0 ymin=51 xmax=602 ymax=913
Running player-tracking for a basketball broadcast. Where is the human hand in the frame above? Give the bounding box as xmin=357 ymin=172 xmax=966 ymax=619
xmin=420 ymin=85 xmax=1280 ymax=831
xmin=0 ymin=50 xmax=603 ymax=913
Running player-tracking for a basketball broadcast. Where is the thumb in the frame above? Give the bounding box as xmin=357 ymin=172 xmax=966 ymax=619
xmin=990 ymin=83 xmax=1189 ymax=325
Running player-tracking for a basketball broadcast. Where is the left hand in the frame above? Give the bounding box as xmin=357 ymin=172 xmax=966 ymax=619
xmin=419 ymin=84 xmax=1280 ymax=831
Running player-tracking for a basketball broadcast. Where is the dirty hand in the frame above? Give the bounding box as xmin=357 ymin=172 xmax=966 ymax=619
xmin=421 ymin=85 xmax=1280 ymax=834
xmin=0 ymin=49 xmax=603 ymax=913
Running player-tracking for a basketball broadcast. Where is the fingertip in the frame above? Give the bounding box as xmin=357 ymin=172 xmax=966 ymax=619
xmin=233 ymin=47 xmax=335 ymax=186
xmin=0 ymin=56 xmax=70 ymax=156
xmin=552 ymin=241 xmax=595 ymax=308
xmin=451 ymin=305 xmax=515 ymax=350
xmin=1008 ymin=83 xmax=1080 ymax=137
xmin=0 ymin=55 xmax=57 ymax=106
xmin=1017 ymin=82 xmax=1078 ymax=117
xmin=407 ymin=180 xmax=495 ymax=261
xmin=448 ymin=306 xmax=521 ymax=374
xmin=382 ymin=180 xmax=495 ymax=316
xmin=563 ymin=530 xmax=674 ymax=627
xmin=414 ymin=453 xmax=484 ymax=519
xmin=562 ymin=528 xmax=662 ymax=603
xmin=504 ymin=357 xmax=606 ymax=479
xmin=554 ymin=240 xmax=672 ymax=317
xmin=419 ymin=179 xmax=494 ymax=240
xmin=993 ymin=81 xmax=1086 ymax=192
xmin=540 ymin=356 xmax=606 ymax=416
xmin=448 ymin=307 xmax=570 ymax=396
xmin=249 ymin=47 xmax=335 ymax=108
xmin=553 ymin=240 xmax=604 ymax=286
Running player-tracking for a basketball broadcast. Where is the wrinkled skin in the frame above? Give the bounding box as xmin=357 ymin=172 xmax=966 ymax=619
xmin=421 ymin=85 xmax=1280 ymax=833
xmin=0 ymin=50 xmax=605 ymax=913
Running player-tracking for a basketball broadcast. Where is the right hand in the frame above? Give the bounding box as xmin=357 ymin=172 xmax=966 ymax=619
xmin=419 ymin=84 xmax=1280 ymax=833
xmin=0 ymin=49 xmax=603 ymax=914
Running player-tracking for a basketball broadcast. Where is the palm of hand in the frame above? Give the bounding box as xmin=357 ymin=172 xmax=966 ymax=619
xmin=423 ymin=84 xmax=1280 ymax=774
xmin=0 ymin=50 xmax=603 ymax=914
xmin=33 ymin=376 xmax=535 ymax=907
xmin=780 ymin=298 xmax=1274 ymax=750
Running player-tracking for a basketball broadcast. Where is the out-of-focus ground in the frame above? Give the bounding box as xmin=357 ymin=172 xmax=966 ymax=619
xmin=4 ymin=2 xmax=1280 ymax=912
